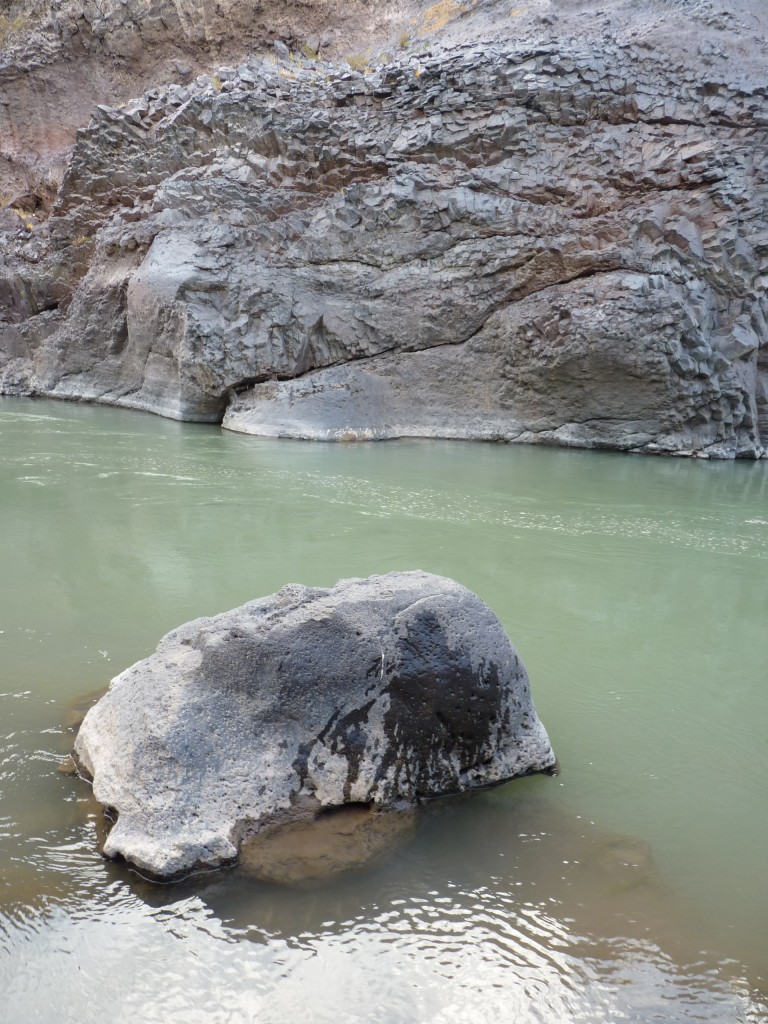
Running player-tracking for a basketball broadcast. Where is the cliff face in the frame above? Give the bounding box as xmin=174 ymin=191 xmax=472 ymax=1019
xmin=1 ymin=0 xmax=767 ymax=457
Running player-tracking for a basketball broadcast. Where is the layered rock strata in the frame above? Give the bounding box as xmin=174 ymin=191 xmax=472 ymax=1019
xmin=1 ymin=0 xmax=767 ymax=456
xmin=73 ymin=571 xmax=556 ymax=880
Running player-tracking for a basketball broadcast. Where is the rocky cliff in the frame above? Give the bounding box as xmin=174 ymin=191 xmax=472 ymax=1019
xmin=1 ymin=0 xmax=767 ymax=457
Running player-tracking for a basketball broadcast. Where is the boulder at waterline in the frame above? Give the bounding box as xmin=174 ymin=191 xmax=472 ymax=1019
xmin=73 ymin=570 xmax=556 ymax=881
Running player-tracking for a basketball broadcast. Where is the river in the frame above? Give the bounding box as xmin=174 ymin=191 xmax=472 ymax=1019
xmin=0 ymin=398 xmax=766 ymax=1023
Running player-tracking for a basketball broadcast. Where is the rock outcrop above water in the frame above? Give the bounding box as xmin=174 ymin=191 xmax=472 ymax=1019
xmin=73 ymin=571 xmax=556 ymax=880
xmin=1 ymin=0 xmax=767 ymax=457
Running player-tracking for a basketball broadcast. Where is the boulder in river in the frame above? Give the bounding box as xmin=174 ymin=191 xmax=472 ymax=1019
xmin=74 ymin=571 xmax=556 ymax=880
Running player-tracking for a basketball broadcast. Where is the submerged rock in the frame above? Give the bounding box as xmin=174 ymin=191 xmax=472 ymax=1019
xmin=238 ymin=804 xmax=418 ymax=885
xmin=73 ymin=571 xmax=556 ymax=881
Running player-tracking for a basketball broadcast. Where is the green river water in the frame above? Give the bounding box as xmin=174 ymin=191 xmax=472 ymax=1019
xmin=0 ymin=397 xmax=766 ymax=1023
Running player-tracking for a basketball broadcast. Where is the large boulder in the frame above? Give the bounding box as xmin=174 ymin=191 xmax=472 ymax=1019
xmin=74 ymin=571 xmax=556 ymax=880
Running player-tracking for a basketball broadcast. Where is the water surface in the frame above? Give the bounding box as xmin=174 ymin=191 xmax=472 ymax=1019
xmin=0 ymin=398 xmax=766 ymax=1023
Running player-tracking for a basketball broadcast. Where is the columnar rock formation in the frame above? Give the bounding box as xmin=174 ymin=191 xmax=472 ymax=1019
xmin=0 ymin=0 xmax=404 ymax=212
xmin=1 ymin=0 xmax=766 ymax=457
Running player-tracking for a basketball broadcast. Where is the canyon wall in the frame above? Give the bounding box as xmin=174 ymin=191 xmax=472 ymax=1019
xmin=1 ymin=0 xmax=766 ymax=456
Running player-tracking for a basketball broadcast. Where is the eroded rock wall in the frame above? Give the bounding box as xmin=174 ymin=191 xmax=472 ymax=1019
xmin=0 ymin=0 xmax=412 ymax=213
xmin=1 ymin=0 xmax=767 ymax=456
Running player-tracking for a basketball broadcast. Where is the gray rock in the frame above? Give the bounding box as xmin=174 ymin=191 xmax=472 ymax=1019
xmin=73 ymin=571 xmax=556 ymax=880
xmin=2 ymin=1 xmax=767 ymax=458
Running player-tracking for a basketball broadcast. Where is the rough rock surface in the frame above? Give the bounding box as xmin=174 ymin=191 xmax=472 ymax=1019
xmin=0 ymin=0 xmax=414 ymax=213
xmin=73 ymin=571 xmax=556 ymax=880
xmin=2 ymin=0 xmax=767 ymax=457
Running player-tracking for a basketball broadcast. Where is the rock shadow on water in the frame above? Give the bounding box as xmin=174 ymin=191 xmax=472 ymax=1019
xmin=210 ymin=789 xmax=767 ymax=1018
xmin=55 ymin=713 xmax=768 ymax=1021
xmin=116 ymin=784 xmax=689 ymax=943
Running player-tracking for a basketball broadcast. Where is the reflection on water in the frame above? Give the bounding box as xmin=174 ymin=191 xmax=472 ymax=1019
xmin=0 ymin=398 xmax=766 ymax=1023
xmin=1 ymin=784 xmax=764 ymax=1024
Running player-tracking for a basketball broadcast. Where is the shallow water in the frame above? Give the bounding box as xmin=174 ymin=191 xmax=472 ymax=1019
xmin=0 ymin=397 xmax=766 ymax=1023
